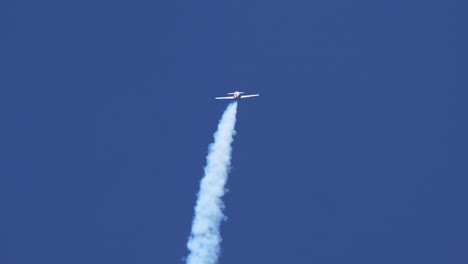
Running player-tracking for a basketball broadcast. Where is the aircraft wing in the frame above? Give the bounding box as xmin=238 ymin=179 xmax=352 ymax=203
xmin=215 ymin=96 xmax=233 ymax=100
xmin=242 ymin=94 xmax=259 ymax=98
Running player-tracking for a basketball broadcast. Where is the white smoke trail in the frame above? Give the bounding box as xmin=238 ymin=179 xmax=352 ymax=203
xmin=186 ymin=102 xmax=238 ymax=264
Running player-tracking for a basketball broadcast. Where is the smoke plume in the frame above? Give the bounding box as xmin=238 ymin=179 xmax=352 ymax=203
xmin=186 ymin=102 xmax=238 ymax=264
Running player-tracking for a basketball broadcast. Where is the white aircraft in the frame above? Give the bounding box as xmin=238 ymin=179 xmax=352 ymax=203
xmin=215 ymin=91 xmax=260 ymax=100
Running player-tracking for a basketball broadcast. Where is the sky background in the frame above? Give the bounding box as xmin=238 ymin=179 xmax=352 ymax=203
xmin=1 ymin=0 xmax=467 ymax=263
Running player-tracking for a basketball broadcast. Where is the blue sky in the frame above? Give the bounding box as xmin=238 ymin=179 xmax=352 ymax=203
xmin=1 ymin=0 xmax=467 ymax=263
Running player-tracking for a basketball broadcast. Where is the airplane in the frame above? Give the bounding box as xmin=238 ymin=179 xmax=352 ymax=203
xmin=215 ymin=91 xmax=260 ymax=100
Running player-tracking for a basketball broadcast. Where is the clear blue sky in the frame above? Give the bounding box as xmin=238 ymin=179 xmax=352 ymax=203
xmin=1 ymin=0 xmax=467 ymax=263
